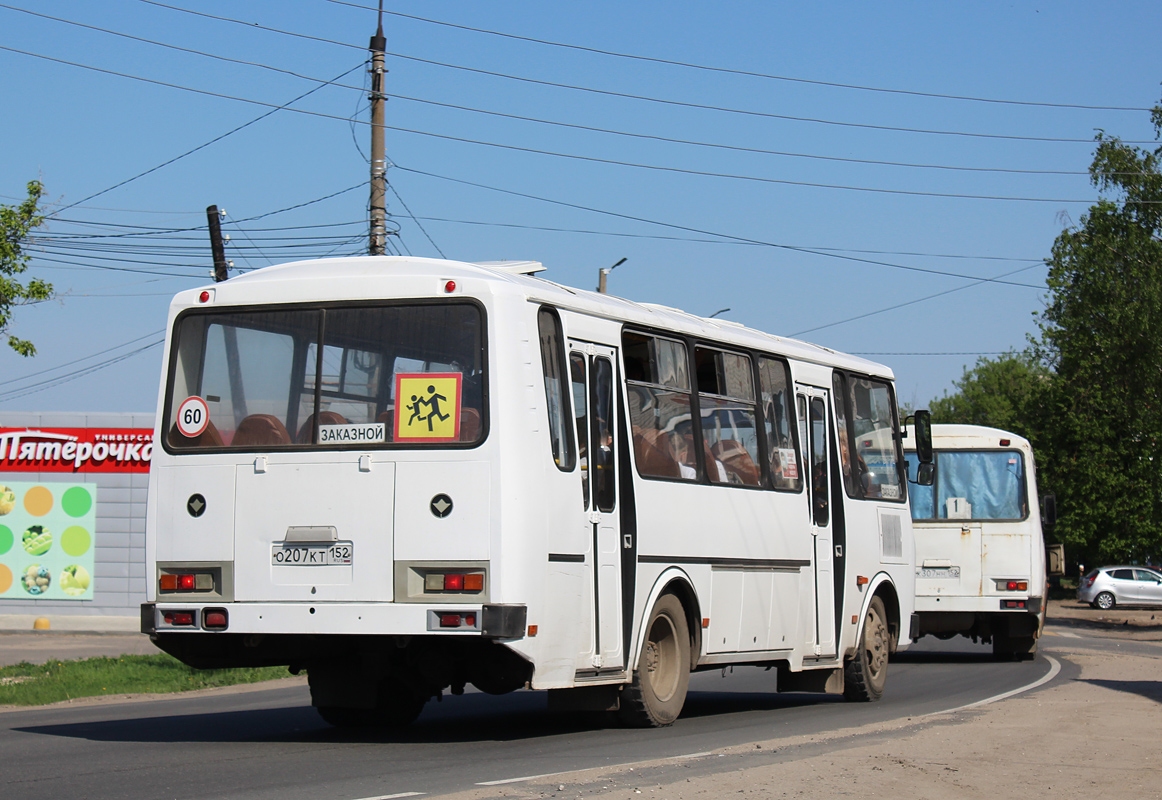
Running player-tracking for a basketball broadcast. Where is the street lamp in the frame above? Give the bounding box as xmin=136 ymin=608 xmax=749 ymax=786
xmin=597 ymin=257 xmax=627 ymax=294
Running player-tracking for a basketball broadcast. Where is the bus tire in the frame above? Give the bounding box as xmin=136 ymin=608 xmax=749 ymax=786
xmin=376 ymin=681 xmax=427 ymax=727
xmin=844 ymin=595 xmax=889 ymax=702
xmin=317 ymin=705 xmax=377 ymax=728
xmin=993 ymin=633 xmax=1038 ymax=662
xmin=618 ymin=594 xmax=690 ymax=727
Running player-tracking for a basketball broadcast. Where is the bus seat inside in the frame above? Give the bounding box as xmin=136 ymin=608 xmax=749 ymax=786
xmin=296 ymin=411 xmax=348 ymax=443
xmin=232 ymin=414 xmax=292 ymax=446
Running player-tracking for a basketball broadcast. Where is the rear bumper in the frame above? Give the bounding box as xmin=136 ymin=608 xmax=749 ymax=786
xmin=141 ymin=601 xmax=527 ymax=639
xmin=914 ymin=595 xmax=1042 ymax=614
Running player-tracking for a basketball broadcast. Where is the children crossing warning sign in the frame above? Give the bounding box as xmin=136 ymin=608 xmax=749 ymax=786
xmin=394 ymin=373 xmax=462 ymax=442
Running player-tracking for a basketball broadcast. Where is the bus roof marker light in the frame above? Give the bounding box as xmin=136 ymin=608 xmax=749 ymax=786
xmin=444 ymin=280 xmax=456 ymax=293
xmin=198 ymin=290 xmax=212 ymax=303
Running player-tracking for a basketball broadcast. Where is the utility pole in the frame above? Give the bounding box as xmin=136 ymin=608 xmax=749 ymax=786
xmin=206 ymin=205 xmax=230 ymax=282
xmin=368 ymin=1 xmax=387 ymax=256
xmin=597 ymin=257 xmax=626 ymax=293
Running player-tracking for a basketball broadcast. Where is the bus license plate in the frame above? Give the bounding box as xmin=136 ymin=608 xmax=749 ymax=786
xmin=272 ymin=542 xmax=354 ymax=566
xmin=918 ymin=566 xmax=960 ymax=578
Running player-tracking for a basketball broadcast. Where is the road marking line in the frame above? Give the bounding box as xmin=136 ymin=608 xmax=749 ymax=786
xmin=477 ymin=751 xmax=720 ymax=787
xmin=927 ymin=655 xmax=1061 ymax=717
xmin=478 ymin=773 xmax=565 ymax=786
xmin=350 ymin=793 xmax=425 ymax=799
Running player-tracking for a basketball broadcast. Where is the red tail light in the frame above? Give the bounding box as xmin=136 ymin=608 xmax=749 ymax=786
xmin=162 ymin=611 xmax=195 ymax=626
xmin=444 ymin=574 xmax=465 ymax=591
xmin=440 ymin=614 xmax=462 ymax=628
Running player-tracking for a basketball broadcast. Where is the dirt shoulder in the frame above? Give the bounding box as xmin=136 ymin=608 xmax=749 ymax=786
xmin=1046 ymin=597 xmax=1162 ymax=641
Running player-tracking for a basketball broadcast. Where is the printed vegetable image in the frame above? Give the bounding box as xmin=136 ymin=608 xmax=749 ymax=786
xmin=60 ymin=564 xmax=91 ymax=596
xmin=22 ymin=564 xmax=51 ymax=595
xmin=22 ymin=525 xmax=52 ymax=556
xmin=0 ymin=485 xmax=14 ymax=515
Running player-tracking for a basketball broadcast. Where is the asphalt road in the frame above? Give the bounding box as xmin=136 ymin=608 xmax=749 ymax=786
xmin=0 ymin=635 xmax=1060 ymax=800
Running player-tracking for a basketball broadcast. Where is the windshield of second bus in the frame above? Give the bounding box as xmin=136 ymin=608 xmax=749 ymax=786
xmin=163 ymin=303 xmax=485 ymax=450
xmin=905 ymin=450 xmax=1027 ymax=521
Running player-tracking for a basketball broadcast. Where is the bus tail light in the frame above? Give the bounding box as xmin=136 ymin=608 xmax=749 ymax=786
xmin=159 ymin=571 xmax=214 ymax=593
xmin=422 ymin=570 xmax=486 ymax=595
xmin=428 ymin=610 xmax=481 ymax=631
xmin=1001 ymin=599 xmax=1028 ymax=610
xmin=162 ymin=610 xmax=196 ymax=626
xmin=995 ymin=580 xmax=1028 ymax=591
xmin=203 ymin=609 xmax=229 ymax=630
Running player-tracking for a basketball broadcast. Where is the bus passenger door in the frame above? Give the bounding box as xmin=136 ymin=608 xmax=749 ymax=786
xmin=570 ymin=343 xmax=623 ymax=670
xmin=798 ymin=387 xmax=837 ymax=658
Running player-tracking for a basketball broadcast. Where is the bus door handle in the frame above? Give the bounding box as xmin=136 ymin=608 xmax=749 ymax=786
xmin=623 ymin=534 xmax=633 ymax=550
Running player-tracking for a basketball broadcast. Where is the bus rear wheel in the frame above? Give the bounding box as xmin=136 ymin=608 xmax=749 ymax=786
xmin=317 ymin=681 xmax=426 ymax=729
xmin=618 ymin=594 xmax=690 ymax=727
xmin=844 ymin=596 xmax=889 ymax=702
xmin=993 ymin=633 xmax=1038 ymax=661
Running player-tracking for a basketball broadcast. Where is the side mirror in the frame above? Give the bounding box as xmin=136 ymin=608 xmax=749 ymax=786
xmin=906 ymin=409 xmax=935 ymax=485
xmin=912 ymin=409 xmax=933 ymax=465
xmin=1041 ymin=494 xmax=1057 ymax=526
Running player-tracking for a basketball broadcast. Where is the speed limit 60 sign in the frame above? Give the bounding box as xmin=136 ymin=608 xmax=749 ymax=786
xmin=176 ymin=396 xmax=210 ymax=438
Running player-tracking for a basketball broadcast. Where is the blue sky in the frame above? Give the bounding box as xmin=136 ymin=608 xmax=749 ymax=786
xmin=1 ymin=0 xmax=1159 ymax=414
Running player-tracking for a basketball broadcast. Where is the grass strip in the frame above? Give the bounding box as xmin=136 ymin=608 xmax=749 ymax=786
xmin=0 ymin=654 xmax=291 ymax=706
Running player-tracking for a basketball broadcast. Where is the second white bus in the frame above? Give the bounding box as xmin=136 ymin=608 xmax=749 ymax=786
xmin=142 ymin=256 xmax=931 ymax=727
xmin=904 ymin=424 xmax=1047 ymax=660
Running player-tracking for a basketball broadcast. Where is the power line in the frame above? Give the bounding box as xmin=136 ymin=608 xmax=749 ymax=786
xmin=385 ymin=92 xmax=1123 ymax=178
xmin=386 ymin=50 xmax=1155 ymax=146
xmin=24 ymin=4 xmax=1153 ymax=146
xmin=326 ymin=1 xmax=1149 ymax=113
xmin=394 ymin=164 xmax=1049 ymax=288
xmin=0 ymin=329 xmax=164 ymax=388
xmin=6 ymin=48 xmax=1159 ymax=205
xmin=0 ymin=337 xmax=165 ymax=402
xmin=1 ymin=4 xmax=366 ymax=90
xmin=402 ymin=214 xmax=1044 ymax=264
xmin=385 ymin=124 xmax=1112 ymax=204
xmin=47 ymin=62 xmax=364 ymax=215
xmin=790 ymin=264 xmax=1045 ymax=337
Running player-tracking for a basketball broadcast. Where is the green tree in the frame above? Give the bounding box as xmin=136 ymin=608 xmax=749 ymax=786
xmin=1 ymin=180 xmax=52 ymax=356
xmin=1035 ymin=99 xmax=1162 ymax=567
xmin=928 ymin=351 xmax=1050 ymax=437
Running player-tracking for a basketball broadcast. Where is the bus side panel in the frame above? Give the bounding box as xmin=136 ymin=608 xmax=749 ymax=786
xmin=631 ymin=479 xmax=812 ymax=661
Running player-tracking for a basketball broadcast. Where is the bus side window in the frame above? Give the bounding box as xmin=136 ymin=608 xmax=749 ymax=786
xmin=758 ymin=356 xmax=802 ymax=492
xmin=694 ymin=347 xmax=761 ymax=487
xmin=537 ymin=308 xmax=575 ymax=471
xmin=570 ymin=352 xmax=590 ymax=508
xmin=623 ymin=331 xmax=694 ymax=482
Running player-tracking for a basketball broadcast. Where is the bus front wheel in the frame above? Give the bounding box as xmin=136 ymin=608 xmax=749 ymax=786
xmin=844 ymin=595 xmax=889 ymax=702
xmin=618 ymin=594 xmax=690 ymax=727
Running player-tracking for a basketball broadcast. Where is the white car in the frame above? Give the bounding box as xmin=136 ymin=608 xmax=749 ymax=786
xmin=1077 ymin=566 xmax=1162 ymax=609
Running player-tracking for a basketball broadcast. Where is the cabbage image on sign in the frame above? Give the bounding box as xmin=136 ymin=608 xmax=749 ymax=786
xmin=0 ymin=481 xmax=97 ymax=600
xmin=394 ymin=373 xmax=462 ymax=442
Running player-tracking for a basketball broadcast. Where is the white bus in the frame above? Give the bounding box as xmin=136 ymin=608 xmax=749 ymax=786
xmin=142 ymin=256 xmax=931 ymax=727
xmin=903 ymin=424 xmax=1047 ymax=660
